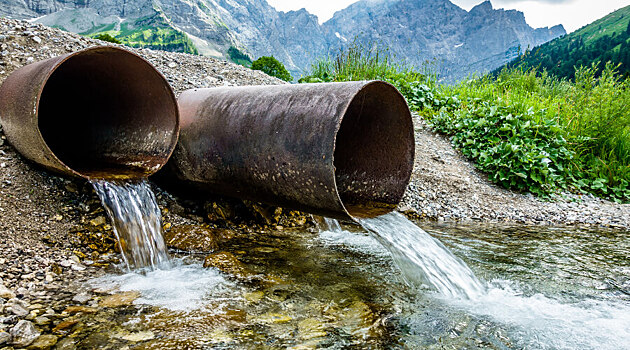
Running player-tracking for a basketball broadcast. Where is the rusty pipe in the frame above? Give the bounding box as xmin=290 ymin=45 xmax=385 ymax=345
xmin=0 ymin=46 xmax=179 ymax=179
xmin=165 ymin=81 xmax=414 ymax=220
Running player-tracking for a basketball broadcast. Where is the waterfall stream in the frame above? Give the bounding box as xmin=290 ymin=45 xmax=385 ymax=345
xmin=91 ymin=179 xmax=170 ymax=271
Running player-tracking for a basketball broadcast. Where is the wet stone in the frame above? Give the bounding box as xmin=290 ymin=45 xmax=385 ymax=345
xmin=298 ymin=318 xmax=327 ymax=340
xmin=99 ymin=291 xmax=140 ymax=308
xmin=164 ymin=225 xmax=230 ymax=252
xmin=203 ymin=252 xmax=254 ymax=279
xmin=10 ymin=320 xmax=40 ymax=347
xmin=0 ymin=330 xmax=10 ymax=346
xmin=27 ymin=334 xmax=57 ymax=350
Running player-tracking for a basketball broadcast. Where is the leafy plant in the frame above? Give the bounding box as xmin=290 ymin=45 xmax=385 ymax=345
xmin=94 ymin=33 xmax=121 ymax=44
xmin=251 ymin=56 xmax=293 ymax=82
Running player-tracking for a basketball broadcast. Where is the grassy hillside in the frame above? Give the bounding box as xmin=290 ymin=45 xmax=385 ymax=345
xmin=301 ymin=42 xmax=630 ymax=202
xmin=499 ymin=5 xmax=630 ymax=80
xmin=86 ymin=14 xmax=199 ymax=55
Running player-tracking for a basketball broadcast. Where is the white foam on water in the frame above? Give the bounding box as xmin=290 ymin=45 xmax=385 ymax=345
xmin=445 ymin=280 xmax=630 ymax=350
xmin=91 ymin=260 xmax=235 ymax=311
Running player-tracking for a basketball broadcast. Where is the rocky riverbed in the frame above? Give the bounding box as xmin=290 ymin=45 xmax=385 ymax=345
xmin=0 ymin=16 xmax=628 ymax=349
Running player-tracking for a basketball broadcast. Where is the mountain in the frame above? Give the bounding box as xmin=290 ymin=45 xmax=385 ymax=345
xmin=0 ymin=0 xmax=565 ymax=80
xmin=498 ymin=5 xmax=630 ymax=80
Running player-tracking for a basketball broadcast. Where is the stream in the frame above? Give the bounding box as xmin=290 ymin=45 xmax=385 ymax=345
xmin=82 ymin=208 xmax=630 ymax=349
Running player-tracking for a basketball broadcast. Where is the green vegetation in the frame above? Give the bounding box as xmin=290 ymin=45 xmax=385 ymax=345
xmin=251 ymin=56 xmax=293 ymax=82
xmin=88 ymin=16 xmax=198 ymax=55
xmin=93 ymin=33 xmax=121 ymax=44
xmin=298 ymin=40 xmax=427 ymax=105
xmin=302 ymin=42 xmax=630 ymax=202
xmin=228 ymin=46 xmax=252 ymax=67
xmin=500 ymin=5 xmax=630 ymax=79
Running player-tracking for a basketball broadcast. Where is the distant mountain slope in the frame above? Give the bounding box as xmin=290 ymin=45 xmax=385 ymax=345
xmin=499 ymin=5 xmax=630 ymax=79
xmin=0 ymin=0 xmax=565 ymax=80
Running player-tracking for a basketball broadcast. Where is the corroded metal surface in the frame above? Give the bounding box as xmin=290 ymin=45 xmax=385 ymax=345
xmin=167 ymin=81 xmax=414 ymax=220
xmin=0 ymin=46 xmax=179 ymax=179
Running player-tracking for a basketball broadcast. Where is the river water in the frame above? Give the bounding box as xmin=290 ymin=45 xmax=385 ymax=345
xmin=83 ymin=213 xmax=630 ymax=349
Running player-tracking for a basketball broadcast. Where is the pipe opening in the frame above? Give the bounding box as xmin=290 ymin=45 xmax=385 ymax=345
xmin=37 ymin=47 xmax=178 ymax=179
xmin=334 ymin=81 xmax=414 ymax=218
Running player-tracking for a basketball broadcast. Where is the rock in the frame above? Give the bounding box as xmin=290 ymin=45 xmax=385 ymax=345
xmin=27 ymin=334 xmax=58 ymax=349
xmin=88 ymin=216 xmax=106 ymax=227
xmin=62 ymin=306 xmax=97 ymax=315
xmin=99 ymin=291 xmax=140 ymax=308
xmin=120 ymin=331 xmax=155 ymax=342
xmin=0 ymin=331 xmax=10 ymax=346
xmin=338 ymin=300 xmax=377 ymax=340
xmin=164 ymin=225 xmax=228 ymax=252
xmin=243 ymin=291 xmax=264 ymax=303
xmin=33 ymin=316 xmax=50 ymax=326
xmin=255 ymin=312 xmax=292 ymax=324
xmin=0 ymin=284 xmax=15 ymax=299
xmin=31 ymin=36 xmax=41 ymax=44
xmin=51 ymin=319 xmax=79 ymax=334
xmin=203 ymin=252 xmax=254 ymax=279
xmin=71 ymin=293 xmax=91 ymax=304
xmin=54 ymin=337 xmax=76 ymax=350
xmin=10 ymin=320 xmax=40 ymax=347
xmin=298 ymin=318 xmax=327 ymax=340
xmin=8 ymin=302 xmax=29 ymax=317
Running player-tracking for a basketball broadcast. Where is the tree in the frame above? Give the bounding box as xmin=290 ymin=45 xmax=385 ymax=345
xmin=94 ymin=33 xmax=121 ymax=44
xmin=251 ymin=56 xmax=293 ymax=82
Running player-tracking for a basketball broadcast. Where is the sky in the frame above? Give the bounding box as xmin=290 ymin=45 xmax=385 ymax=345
xmin=266 ymin=0 xmax=630 ymax=33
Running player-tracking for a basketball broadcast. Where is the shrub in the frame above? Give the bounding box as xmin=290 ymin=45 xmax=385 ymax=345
xmin=94 ymin=33 xmax=121 ymax=44
xmin=251 ymin=56 xmax=293 ymax=82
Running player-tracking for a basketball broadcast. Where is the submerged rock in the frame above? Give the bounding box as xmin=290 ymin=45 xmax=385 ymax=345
xmin=203 ymin=252 xmax=254 ymax=279
xmin=99 ymin=291 xmax=140 ymax=308
xmin=164 ymin=225 xmax=235 ymax=252
xmin=10 ymin=320 xmax=40 ymax=347
xmin=119 ymin=331 xmax=155 ymax=342
xmin=27 ymin=334 xmax=58 ymax=350
xmin=298 ymin=318 xmax=327 ymax=340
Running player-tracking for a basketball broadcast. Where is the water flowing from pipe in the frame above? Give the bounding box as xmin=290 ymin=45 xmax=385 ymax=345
xmin=91 ymin=179 xmax=170 ymax=271
xmin=358 ymin=212 xmax=484 ymax=299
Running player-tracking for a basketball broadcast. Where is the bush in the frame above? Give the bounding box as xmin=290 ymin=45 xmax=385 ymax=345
xmin=94 ymin=33 xmax=121 ymax=44
xmin=251 ymin=56 xmax=293 ymax=82
xmin=428 ymin=101 xmax=573 ymax=196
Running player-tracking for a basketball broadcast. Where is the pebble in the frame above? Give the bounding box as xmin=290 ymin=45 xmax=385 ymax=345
xmin=0 ymin=331 xmax=10 ymax=345
xmin=10 ymin=320 xmax=40 ymax=347
xmin=8 ymin=303 xmax=29 ymax=317
xmin=0 ymin=284 xmax=15 ymax=299
xmin=71 ymin=293 xmax=91 ymax=304
xmin=27 ymin=334 xmax=58 ymax=349
xmin=99 ymin=291 xmax=140 ymax=308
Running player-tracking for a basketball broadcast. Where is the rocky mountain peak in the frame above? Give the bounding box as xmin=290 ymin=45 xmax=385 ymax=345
xmin=0 ymin=0 xmax=566 ymax=80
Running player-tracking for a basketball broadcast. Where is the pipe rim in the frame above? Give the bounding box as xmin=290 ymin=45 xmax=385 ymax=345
xmin=331 ymin=80 xmax=415 ymax=219
xmin=33 ymin=46 xmax=180 ymax=180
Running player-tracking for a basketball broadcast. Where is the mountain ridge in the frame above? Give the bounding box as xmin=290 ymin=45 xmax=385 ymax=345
xmin=0 ymin=0 xmax=566 ymax=80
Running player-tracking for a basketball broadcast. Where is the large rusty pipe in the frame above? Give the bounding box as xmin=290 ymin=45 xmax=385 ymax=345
xmin=166 ymin=81 xmax=414 ymax=220
xmin=0 ymin=46 xmax=179 ymax=179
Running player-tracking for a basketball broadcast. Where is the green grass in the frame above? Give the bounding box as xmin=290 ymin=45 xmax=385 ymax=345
xmin=88 ymin=15 xmax=199 ymax=55
xmin=572 ymin=5 xmax=630 ymax=44
xmin=302 ymin=42 xmax=630 ymax=202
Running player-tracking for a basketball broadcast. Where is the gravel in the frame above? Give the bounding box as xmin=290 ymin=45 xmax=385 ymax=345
xmin=399 ymin=115 xmax=630 ymax=228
